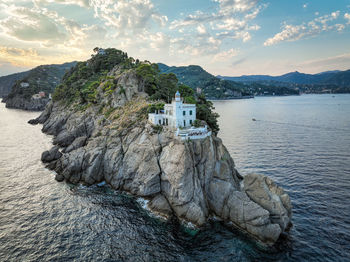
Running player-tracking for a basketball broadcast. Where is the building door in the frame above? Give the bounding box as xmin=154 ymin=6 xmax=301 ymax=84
xmin=166 ymin=119 xmax=168 ymax=125
xmin=183 ymin=120 xmax=186 ymax=127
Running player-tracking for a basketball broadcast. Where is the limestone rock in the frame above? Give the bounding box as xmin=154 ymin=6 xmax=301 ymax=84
xmin=28 ymin=119 xmax=39 ymax=125
xmin=5 ymin=96 xmax=49 ymax=111
xmin=63 ymin=136 xmax=87 ymax=153
xmin=148 ymin=194 xmax=172 ymax=216
xmin=41 ymin=146 xmax=62 ymax=163
xmin=243 ymin=173 xmax=292 ymax=231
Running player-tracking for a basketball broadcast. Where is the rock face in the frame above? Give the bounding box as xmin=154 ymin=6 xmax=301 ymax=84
xmin=4 ymin=96 xmax=49 ymax=111
xmin=41 ymin=146 xmax=62 ymax=163
xmin=31 ymin=69 xmax=292 ymax=246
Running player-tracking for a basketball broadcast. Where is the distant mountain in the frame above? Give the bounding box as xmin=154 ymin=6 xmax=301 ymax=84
xmin=323 ymin=69 xmax=350 ymax=86
xmin=158 ymin=63 xmax=250 ymax=99
xmin=3 ymin=62 xmax=76 ymax=110
xmin=218 ymin=70 xmax=350 ymax=86
xmin=0 ymin=71 xmax=31 ymax=97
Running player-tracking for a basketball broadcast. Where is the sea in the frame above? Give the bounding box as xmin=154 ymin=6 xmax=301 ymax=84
xmin=0 ymin=94 xmax=349 ymax=262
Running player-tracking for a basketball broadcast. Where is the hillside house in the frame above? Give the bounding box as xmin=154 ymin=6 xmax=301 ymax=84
xmin=20 ymin=82 xmax=29 ymax=88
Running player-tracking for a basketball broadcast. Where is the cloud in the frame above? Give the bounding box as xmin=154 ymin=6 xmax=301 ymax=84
xmin=166 ymin=0 xmax=264 ymax=65
xmin=264 ymin=11 xmax=347 ymax=46
xmin=89 ymin=0 xmax=168 ymax=36
xmin=0 ymin=46 xmax=40 ymax=67
xmin=297 ymin=53 xmax=350 ymax=72
xmin=61 ymin=19 xmax=107 ymax=47
xmin=0 ymin=46 xmax=38 ymax=58
xmin=33 ymin=0 xmax=90 ymax=7
xmin=0 ymin=5 xmax=67 ymax=43
xmin=170 ymin=0 xmax=264 ymax=43
xmin=213 ymin=48 xmax=239 ymax=61
xmin=301 ymin=53 xmax=350 ymax=67
xmin=345 ymin=13 xmax=350 ymax=24
xmin=214 ymin=0 xmax=260 ymax=13
xmin=231 ymin=57 xmax=247 ymax=67
xmin=303 ymin=3 xmax=308 ymax=9
xmin=197 ymin=24 xmax=207 ymax=35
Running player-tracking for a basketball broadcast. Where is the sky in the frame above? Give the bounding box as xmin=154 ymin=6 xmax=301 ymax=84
xmin=0 ymin=0 xmax=350 ymax=77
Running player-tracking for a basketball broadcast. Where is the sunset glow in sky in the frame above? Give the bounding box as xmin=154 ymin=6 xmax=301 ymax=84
xmin=0 ymin=0 xmax=350 ymax=76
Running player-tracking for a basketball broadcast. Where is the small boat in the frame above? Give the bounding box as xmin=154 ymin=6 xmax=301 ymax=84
xmin=252 ymin=118 xmax=256 ymax=121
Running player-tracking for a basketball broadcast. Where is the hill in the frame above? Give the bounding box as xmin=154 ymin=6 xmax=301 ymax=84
xmin=0 ymin=71 xmax=30 ymax=97
xmin=323 ymin=69 xmax=350 ymax=86
xmin=218 ymin=70 xmax=342 ymax=84
xmin=3 ymin=62 xmax=76 ymax=110
xmin=218 ymin=69 xmax=350 ymax=94
xmin=158 ymin=63 xmax=250 ymax=99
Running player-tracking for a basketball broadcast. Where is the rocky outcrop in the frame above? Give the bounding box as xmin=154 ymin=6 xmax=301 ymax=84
xmin=41 ymin=146 xmax=62 ymax=163
xmin=4 ymin=96 xmax=49 ymax=111
xmin=31 ymin=69 xmax=292 ymax=246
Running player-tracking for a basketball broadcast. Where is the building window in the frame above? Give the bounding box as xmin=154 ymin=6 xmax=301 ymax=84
xmin=190 ymin=110 xmax=192 ymax=115
xmin=166 ymin=119 xmax=168 ymax=125
xmin=183 ymin=120 xmax=186 ymax=126
xmin=190 ymin=120 xmax=193 ymax=125
xmin=158 ymin=120 xmax=161 ymax=125
xmin=183 ymin=111 xmax=186 ymax=116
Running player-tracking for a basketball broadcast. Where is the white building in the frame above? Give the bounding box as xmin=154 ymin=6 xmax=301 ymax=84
xmin=98 ymin=48 xmax=106 ymax=55
xmin=148 ymin=91 xmax=196 ymax=128
xmin=148 ymin=91 xmax=212 ymax=140
xmin=20 ymin=82 xmax=29 ymax=88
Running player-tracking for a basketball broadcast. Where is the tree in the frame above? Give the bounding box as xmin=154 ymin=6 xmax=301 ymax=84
xmin=196 ymin=94 xmax=220 ymax=135
xmin=155 ymin=73 xmax=178 ymax=102
xmin=136 ymin=63 xmax=158 ymax=95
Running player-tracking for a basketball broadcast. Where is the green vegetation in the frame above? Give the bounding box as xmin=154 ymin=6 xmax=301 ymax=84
xmin=6 ymin=62 xmax=76 ymax=101
xmin=246 ymin=82 xmax=300 ymax=96
xmin=136 ymin=63 xmax=220 ymax=134
xmin=193 ymin=119 xmax=202 ymax=128
xmin=53 ymin=48 xmax=220 ymax=134
xmin=158 ymin=63 xmax=251 ymax=99
xmin=152 ymin=125 xmax=163 ymax=133
xmin=196 ymin=94 xmax=220 ymax=133
xmin=0 ymin=71 xmax=30 ymax=97
xmin=148 ymin=102 xmax=165 ymax=113
xmin=53 ymin=48 xmax=133 ymax=104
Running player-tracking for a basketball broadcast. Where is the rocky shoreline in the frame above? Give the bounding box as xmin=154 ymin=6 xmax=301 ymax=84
xmin=2 ymin=96 xmax=49 ymax=111
xmin=27 ymin=50 xmax=292 ymax=246
xmin=30 ymin=92 xmax=292 ymax=246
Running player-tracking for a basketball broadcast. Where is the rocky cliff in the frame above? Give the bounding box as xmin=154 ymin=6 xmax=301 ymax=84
xmin=3 ymin=96 xmax=49 ymax=111
xmin=31 ymin=66 xmax=292 ymax=246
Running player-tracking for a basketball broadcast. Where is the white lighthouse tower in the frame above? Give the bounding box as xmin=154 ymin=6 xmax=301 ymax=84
xmin=173 ymin=91 xmax=185 ymax=128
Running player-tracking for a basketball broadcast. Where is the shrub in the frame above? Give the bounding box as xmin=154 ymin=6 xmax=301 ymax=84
xmin=148 ymin=102 xmax=164 ymax=113
xmin=193 ymin=119 xmax=202 ymax=127
xmin=152 ymin=125 xmax=163 ymax=133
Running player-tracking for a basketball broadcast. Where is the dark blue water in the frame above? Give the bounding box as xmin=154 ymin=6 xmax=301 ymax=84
xmin=1 ymin=94 xmax=350 ymax=261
